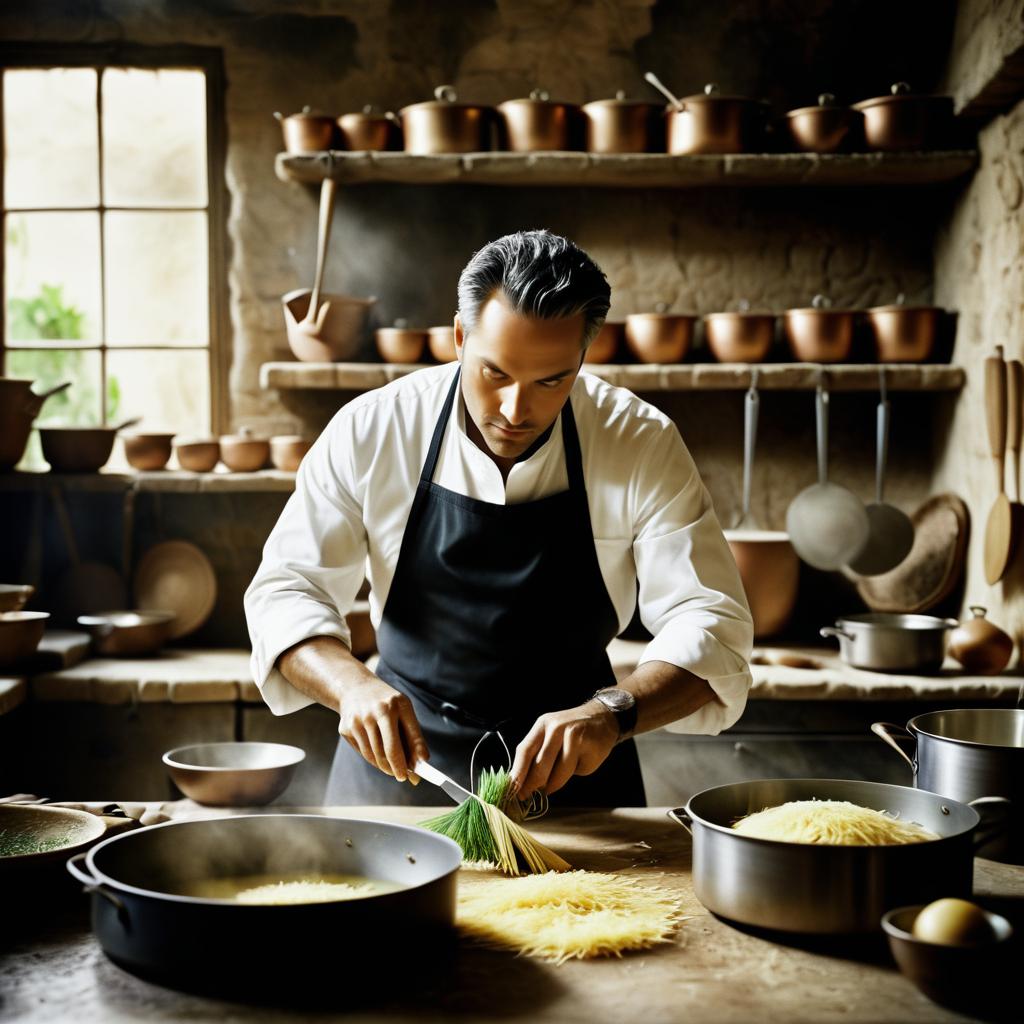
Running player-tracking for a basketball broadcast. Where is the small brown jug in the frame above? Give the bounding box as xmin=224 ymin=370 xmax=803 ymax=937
xmin=948 ymin=606 xmax=1014 ymax=674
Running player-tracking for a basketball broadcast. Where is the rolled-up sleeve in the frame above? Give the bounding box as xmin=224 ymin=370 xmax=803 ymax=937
xmin=244 ymin=415 xmax=367 ymax=716
xmin=632 ymin=423 xmax=753 ymax=735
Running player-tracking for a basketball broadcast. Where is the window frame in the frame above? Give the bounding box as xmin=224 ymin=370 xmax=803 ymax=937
xmin=0 ymin=42 xmax=230 ymax=435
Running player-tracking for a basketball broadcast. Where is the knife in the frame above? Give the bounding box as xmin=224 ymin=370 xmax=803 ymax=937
xmin=411 ymin=760 xmax=476 ymax=805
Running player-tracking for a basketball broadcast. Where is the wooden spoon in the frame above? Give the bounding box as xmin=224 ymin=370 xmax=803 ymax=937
xmin=983 ymin=346 xmax=1013 ymax=584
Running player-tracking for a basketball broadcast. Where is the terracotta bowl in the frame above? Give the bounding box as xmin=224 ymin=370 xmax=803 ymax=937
xmin=270 ymin=435 xmax=313 ymax=473
xmin=0 ymin=610 xmax=49 ymax=667
xmin=376 ymin=327 xmax=427 ymax=364
xmin=724 ymin=531 xmax=800 ymax=638
xmin=123 ymin=432 xmax=175 ymax=471
xmin=175 ymin=439 xmax=220 ymax=473
xmin=39 ymin=427 xmax=116 ymax=473
xmin=220 ymin=433 xmax=270 ymax=473
xmin=585 ymin=322 xmax=623 ymax=364
xmin=428 ymin=326 xmax=457 ymax=363
xmin=704 ymin=312 xmax=776 ymax=363
xmin=625 ymin=313 xmax=695 ymax=363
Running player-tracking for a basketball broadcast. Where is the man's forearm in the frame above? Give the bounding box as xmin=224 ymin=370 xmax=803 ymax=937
xmin=602 ymin=659 xmax=719 ymax=736
xmin=277 ymin=635 xmax=376 ymax=713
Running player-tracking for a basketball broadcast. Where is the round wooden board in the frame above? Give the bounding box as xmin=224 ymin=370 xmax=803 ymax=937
xmin=133 ymin=540 xmax=217 ymax=640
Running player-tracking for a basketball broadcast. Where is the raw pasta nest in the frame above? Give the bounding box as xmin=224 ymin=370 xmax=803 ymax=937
xmin=731 ymin=799 xmax=938 ymax=845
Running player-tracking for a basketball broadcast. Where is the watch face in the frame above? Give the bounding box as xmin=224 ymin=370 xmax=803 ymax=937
xmin=597 ymin=688 xmax=634 ymax=711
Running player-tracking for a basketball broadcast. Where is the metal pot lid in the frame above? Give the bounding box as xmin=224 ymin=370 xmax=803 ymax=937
xmin=835 ymin=612 xmax=958 ymax=630
xmin=785 ymin=293 xmax=855 ymax=316
xmin=786 ymin=92 xmax=858 ymax=117
xmin=867 ymin=294 xmax=943 ymax=314
xmin=583 ymin=90 xmax=658 ymax=110
xmin=339 ymin=105 xmax=398 ymax=123
xmin=275 ymin=105 xmax=335 ymax=122
xmin=852 ymin=82 xmax=951 ymax=110
xmin=400 ymin=84 xmax=490 ymax=115
xmin=678 ymin=83 xmax=764 ymax=106
xmin=499 ymin=89 xmax=573 ymax=108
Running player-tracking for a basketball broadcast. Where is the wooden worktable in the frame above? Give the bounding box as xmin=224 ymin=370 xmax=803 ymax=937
xmin=2 ymin=805 xmax=1021 ymax=1023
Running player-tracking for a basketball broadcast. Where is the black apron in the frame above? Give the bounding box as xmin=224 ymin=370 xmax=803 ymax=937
xmin=325 ymin=368 xmax=645 ymax=807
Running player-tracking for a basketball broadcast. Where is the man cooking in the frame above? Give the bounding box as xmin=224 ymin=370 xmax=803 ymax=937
xmin=245 ymin=229 xmax=753 ymax=807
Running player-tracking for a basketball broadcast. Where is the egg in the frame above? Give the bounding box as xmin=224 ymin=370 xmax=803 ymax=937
xmin=911 ymin=898 xmax=997 ymax=946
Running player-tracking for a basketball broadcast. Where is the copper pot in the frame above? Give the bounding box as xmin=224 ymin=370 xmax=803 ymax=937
xmin=337 ymin=106 xmax=402 ymax=151
xmin=948 ymin=606 xmax=1014 ymax=675
xmin=0 ymin=610 xmax=49 ymax=667
xmin=783 ymin=296 xmax=855 ymax=362
xmin=785 ymin=93 xmax=864 ymax=153
xmin=0 ymin=378 xmax=70 ymax=469
xmin=582 ymin=92 xmax=662 ymax=154
xmin=703 ymin=309 xmax=775 ymax=362
xmin=625 ymin=309 xmax=695 ymax=363
xmin=376 ymin=325 xmax=427 ymax=363
xmin=497 ymin=89 xmax=580 ymax=151
xmin=270 ymin=435 xmax=313 ymax=473
xmin=174 ymin=438 xmax=220 ymax=473
xmin=77 ymin=610 xmax=177 ymax=657
xmin=274 ymin=106 xmax=338 ymax=153
xmin=123 ymin=432 xmax=175 ymax=471
xmin=219 ymin=428 xmax=269 ymax=473
xmin=852 ymin=83 xmax=953 ymax=152
xmin=585 ymin=321 xmax=623 ymax=364
xmin=665 ymin=83 xmax=766 ymax=155
xmin=428 ymin=325 xmax=457 ymax=363
xmin=400 ymin=85 xmax=493 ymax=155
xmin=866 ymin=300 xmax=941 ymax=363
xmin=40 ymin=417 xmax=140 ymax=473
xmin=725 ymin=531 xmax=800 ymax=638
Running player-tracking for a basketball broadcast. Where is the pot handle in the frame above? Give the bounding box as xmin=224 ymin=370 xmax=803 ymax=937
xmin=870 ymin=721 xmax=916 ymax=770
xmin=968 ymin=796 xmax=1014 ymax=854
xmin=67 ymin=852 xmax=129 ymax=924
xmin=666 ymin=807 xmax=693 ymax=835
xmin=820 ymin=625 xmax=853 ymax=643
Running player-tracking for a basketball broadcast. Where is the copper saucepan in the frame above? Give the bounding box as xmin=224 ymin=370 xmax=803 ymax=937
xmin=400 ymin=85 xmax=494 ymax=154
xmin=704 ymin=303 xmax=776 ymax=362
xmin=852 ymin=82 xmax=953 ymax=152
xmin=581 ymin=91 xmax=662 ymax=153
xmin=497 ymin=89 xmax=581 ymax=151
xmin=337 ymin=105 xmax=402 ymax=151
xmin=783 ymin=295 xmax=855 ymax=362
xmin=865 ymin=296 xmax=943 ymax=363
xmin=785 ymin=93 xmax=864 ymax=153
xmin=274 ymin=106 xmax=338 ymax=153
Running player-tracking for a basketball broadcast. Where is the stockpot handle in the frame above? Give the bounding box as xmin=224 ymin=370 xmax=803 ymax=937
xmin=968 ymin=796 xmax=1014 ymax=854
xmin=666 ymin=807 xmax=693 ymax=835
xmin=67 ymin=852 xmax=129 ymax=922
xmin=820 ymin=625 xmax=853 ymax=642
xmin=871 ymin=721 xmax=916 ymax=770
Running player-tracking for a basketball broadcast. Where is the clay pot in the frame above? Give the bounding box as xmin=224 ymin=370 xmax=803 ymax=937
xmin=783 ymin=296 xmax=855 ymax=363
xmin=866 ymin=302 xmax=941 ymax=363
xmin=497 ymin=90 xmax=581 ymax=151
xmin=399 ymin=85 xmax=494 ymax=154
xmin=0 ymin=610 xmax=49 ymax=668
xmin=428 ymin=326 xmax=457 ymax=363
xmin=123 ymin=432 xmax=175 ymax=471
xmin=376 ymin=326 xmax=427 ymax=364
xmin=625 ymin=310 xmax=695 ymax=363
xmin=175 ymin=439 xmax=220 ymax=473
xmin=0 ymin=584 xmax=34 ymax=613
xmin=337 ymin=107 xmax=402 ymax=151
xmin=270 ymin=436 xmax=313 ymax=473
xmin=585 ymin=322 xmax=623 ymax=364
xmin=725 ymin=531 xmax=800 ymax=638
xmin=948 ymin=606 xmax=1014 ymax=675
xmin=704 ymin=311 xmax=775 ymax=363
xmin=0 ymin=378 xmax=70 ymax=470
xmin=282 ymin=290 xmax=376 ymax=363
xmin=39 ymin=422 xmax=138 ymax=473
xmin=582 ymin=92 xmax=662 ymax=153
xmin=852 ymin=83 xmax=953 ymax=152
xmin=785 ymin=94 xmax=864 ymax=153
xmin=219 ymin=429 xmax=269 ymax=473
xmin=274 ymin=107 xmax=338 ymax=153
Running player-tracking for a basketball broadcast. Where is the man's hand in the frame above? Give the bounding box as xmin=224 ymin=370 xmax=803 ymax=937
xmin=509 ymin=700 xmax=619 ymax=798
xmin=336 ymin=675 xmax=429 ymax=784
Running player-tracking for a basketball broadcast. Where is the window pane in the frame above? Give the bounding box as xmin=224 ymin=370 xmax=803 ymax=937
xmin=5 ymin=212 xmax=102 ymax=345
xmin=3 ymin=69 xmax=99 ymax=208
xmin=102 ymin=68 xmax=207 ymax=207
xmin=104 ymin=211 xmax=208 ymax=345
xmin=106 ymin=349 xmax=210 ymax=437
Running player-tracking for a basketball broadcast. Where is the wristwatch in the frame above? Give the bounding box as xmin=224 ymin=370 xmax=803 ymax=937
xmin=592 ymin=687 xmax=637 ymax=740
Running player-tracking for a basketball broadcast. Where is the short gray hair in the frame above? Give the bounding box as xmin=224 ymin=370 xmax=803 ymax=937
xmin=457 ymin=230 xmax=610 ymax=348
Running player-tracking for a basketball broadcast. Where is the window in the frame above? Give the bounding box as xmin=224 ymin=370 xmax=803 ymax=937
xmin=1 ymin=45 xmax=227 ymax=468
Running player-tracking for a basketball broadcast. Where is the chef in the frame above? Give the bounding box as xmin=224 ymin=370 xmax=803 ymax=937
xmin=245 ymin=229 xmax=753 ymax=807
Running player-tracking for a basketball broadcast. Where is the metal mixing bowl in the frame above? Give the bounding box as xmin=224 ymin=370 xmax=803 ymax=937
xmin=163 ymin=742 xmax=306 ymax=806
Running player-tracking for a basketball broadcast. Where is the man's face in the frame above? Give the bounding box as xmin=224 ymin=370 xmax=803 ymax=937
xmin=455 ymin=294 xmax=585 ymax=462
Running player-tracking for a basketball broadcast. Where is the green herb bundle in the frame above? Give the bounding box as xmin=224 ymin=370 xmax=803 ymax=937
xmin=420 ymin=767 xmax=570 ymax=876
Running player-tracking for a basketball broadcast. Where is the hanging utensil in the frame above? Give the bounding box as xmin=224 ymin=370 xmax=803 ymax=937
xmin=643 ymin=71 xmax=684 ymax=111
xmin=786 ymin=373 xmax=869 ymax=570
xmin=733 ymin=370 xmax=759 ymax=530
xmin=983 ymin=346 xmax=1013 ymax=584
xmin=1006 ymin=357 xmax=1023 ymax=555
xmin=849 ymin=368 xmax=915 ymax=575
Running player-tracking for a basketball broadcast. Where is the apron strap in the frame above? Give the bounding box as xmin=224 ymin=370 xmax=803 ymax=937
xmin=419 ymin=367 xmax=462 ymax=486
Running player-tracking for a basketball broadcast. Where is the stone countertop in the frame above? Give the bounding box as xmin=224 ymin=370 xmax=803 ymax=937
xmin=10 ymin=641 xmax=1023 ymax=709
xmin=1 ymin=804 xmax=1021 ymax=1024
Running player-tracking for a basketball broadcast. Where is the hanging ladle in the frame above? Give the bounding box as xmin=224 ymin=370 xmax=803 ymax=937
xmin=848 ymin=368 xmax=915 ymax=575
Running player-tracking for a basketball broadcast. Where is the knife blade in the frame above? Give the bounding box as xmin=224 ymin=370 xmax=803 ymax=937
xmin=411 ymin=759 xmax=475 ymax=805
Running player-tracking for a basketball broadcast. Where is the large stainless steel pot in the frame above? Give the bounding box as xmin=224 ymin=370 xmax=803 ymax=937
xmin=820 ymin=612 xmax=958 ymax=674
xmin=67 ymin=814 xmax=462 ymax=994
xmin=669 ymin=778 xmax=1002 ymax=934
xmin=873 ymin=709 xmax=1024 ymax=864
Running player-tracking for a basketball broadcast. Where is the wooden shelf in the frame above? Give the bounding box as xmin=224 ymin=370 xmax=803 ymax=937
xmin=0 ymin=469 xmax=297 ymax=494
xmin=276 ymin=149 xmax=979 ymax=189
xmin=260 ymin=361 xmax=966 ymax=393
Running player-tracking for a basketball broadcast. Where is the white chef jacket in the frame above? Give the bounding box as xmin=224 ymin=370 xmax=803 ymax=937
xmin=245 ymin=362 xmax=753 ymax=735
